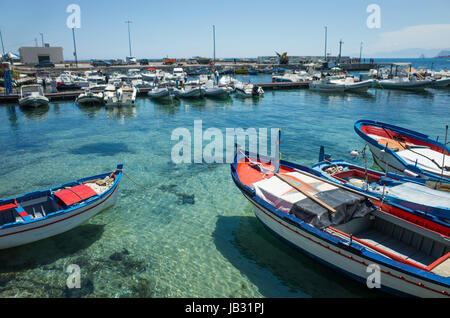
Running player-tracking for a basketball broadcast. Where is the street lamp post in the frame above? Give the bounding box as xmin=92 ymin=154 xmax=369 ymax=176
xmin=72 ymin=28 xmax=78 ymax=67
xmin=125 ymin=20 xmax=133 ymax=57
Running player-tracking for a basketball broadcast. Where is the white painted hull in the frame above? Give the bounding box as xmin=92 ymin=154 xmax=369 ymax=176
xmin=203 ymin=87 xmax=231 ymax=98
xmin=433 ymin=78 xmax=450 ymax=87
xmin=248 ymin=194 xmax=449 ymax=297
xmin=343 ymin=79 xmax=375 ymax=91
xmin=173 ymin=88 xmax=203 ymax=98
xmin=76 ymin=94 xmax=104 ymax=105
xmin=376 ymin=79 xmax=432 ymax=90
xmin=148 ymin=88 xmax=171 ymax=99
xmin=0 ymin=186 xmax=119 ymax=249
xmin=19 ymin=96 xmax=49 ymax=107
xmin=309 ymin=82 xmax=346 ymax=92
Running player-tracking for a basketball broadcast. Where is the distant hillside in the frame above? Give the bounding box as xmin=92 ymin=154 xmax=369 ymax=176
xmin=358 ymin=48 xmax=450 ymax=58
xmin=436 ymin=50 xmax=450 ymax=58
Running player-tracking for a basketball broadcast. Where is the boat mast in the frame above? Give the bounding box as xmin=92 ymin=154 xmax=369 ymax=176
xmin=72 ymin=28 xmax=78 ymax=67
xmin=213 ymin=25 xmax=216 ymax=65
xmin=0 ymin=30 xmax=4 ymax=56
xmin=324 ymin=26 xmax=327 ymax=62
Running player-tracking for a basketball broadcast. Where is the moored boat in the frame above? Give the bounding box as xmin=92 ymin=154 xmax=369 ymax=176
xmin=312 ymin=156 xmax=450 ymax=221
xmin=234 ymin=82 xmax=264 ymax=98
xmin=148 ymin=87 xmax=172 ymax=100
xmin=172 ymin=85 xmax=204 ymax=98
xmin=18 ymin=84 xmax=49 ymax=107
xmin=0 ymin=165 xmax=123 ymax=249
xmin=231 ymin=146 xmax=450 ymax=297
xmin=354 ymin=120 xmax=450 ymax=183
xmin=75 ymin=87 xmax=104 ymax=105
xmin=202 ymin=80 xmax=233 ymax=98
xmin=376 ymin=77 xmax=433 ymax=90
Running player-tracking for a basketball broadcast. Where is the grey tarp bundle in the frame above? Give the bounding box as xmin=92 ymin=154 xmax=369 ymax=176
xmin=289 ymin=188 xmax=375 ymax=229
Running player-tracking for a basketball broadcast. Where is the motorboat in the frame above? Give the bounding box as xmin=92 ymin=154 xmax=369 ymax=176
xmin=117 ymin=86 xmax=137 ymax=106
xmin=329 ymin=77 xmax=376 ymax=91
xmin=172 ymin=85 xmax=204 ymax=98
xmin=202 ymin=80 xmax=233 ymax=98
xmin=148 ymin=87 xmax=172 ymax=100
xmin=103 ymin=84 xmax=120 ymax=107
xmin=0 ymin=165 xmax=122 ymax=249
xmin=234 ymin=82 xmax=264 ymax=98
xmin=376 ymin=76 xmax=433 ymax=90
xmin=354 ymin=120 xmax=450 ymax=183
xmin=309 ymin=78 xmax=346 ymax=92
xmin=18 ymin=85 xmax=49 ymax=107
xmin=75 ymin=87 xmax=104 ymax=105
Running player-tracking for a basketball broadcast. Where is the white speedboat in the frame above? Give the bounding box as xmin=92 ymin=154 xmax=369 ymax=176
xmin=234 ymin=82 xmax=264 ymax=98
xmin=309 ymin=78 xmax=346 ymax=92
xmin=329 ymin=77 xmax=376 ymax=92
xmin=103 ymin=84 xmax=120 ymax=107
xmin=376 ymin=77 xmax=433 ymax=90
xmin=172 ymin=85 xmax=204 ymax=98
xmin=18 ymin=85 xmax=49 ymax=107
xmin=117 ymin=86 xmax=137 ymax=106
xmin=273 ymin=71 xmax=312 ymax=83
xmin=148 ymin=87 xmax=172 ymax=100
xmin=202 ymin=80 xmax=233 ymax=98
xmin=76 ymin=87 xmax=104 ymax=105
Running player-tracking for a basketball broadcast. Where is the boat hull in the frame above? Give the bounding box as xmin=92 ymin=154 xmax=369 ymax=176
xmin=173 ymin=88 xmax=203 ymax=98
xmin=376 ymin=79 xmax=433 ymax=90
xmin=247 ymin=194 xmax=449 ymax=297
xmin=19 ymin=96 xmax=49 ymax=107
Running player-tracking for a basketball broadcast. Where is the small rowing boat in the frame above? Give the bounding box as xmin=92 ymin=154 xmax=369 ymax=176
xmin=231 ymin=143 xmax=450 ymax=297
xmin=354 ymin=120 xmax=450 ymax=183
xmin=0 ymin=165 xmax=123 ymax=249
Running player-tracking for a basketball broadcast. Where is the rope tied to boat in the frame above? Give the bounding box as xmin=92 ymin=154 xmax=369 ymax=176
xmin=121 ymin=170 xmax=153 ymax=190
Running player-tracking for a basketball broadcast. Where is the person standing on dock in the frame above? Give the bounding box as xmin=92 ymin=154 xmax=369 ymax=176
xmin=214 ymin=69 xmax=219 ymax=85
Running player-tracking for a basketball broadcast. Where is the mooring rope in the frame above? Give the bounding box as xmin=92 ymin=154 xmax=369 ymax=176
xmin=122 ymin=170 xmax=153 ymax=190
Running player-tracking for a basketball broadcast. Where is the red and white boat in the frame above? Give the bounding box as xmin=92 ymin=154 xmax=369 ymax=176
xmin=231 ymin=145 xmax=450 ymax=297
xmin=0 ymin=165 xmax=122 ymax=249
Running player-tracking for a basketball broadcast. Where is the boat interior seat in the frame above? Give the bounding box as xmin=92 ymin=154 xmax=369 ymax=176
xmin=333 ymin=212 xmax=450 ymax=266
xmin=0 ymin=207 xmax=17 ymax=226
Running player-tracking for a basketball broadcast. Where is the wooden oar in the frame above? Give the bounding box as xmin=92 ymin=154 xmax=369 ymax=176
xmin=289 ymin=167 xmax=381 ymax=201
xmin=274 ymin=172 xmax=337 ymax=213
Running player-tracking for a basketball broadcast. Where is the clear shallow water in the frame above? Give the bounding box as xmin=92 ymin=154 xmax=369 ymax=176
xmin=0 ymin=80 xmax=449 ymax=298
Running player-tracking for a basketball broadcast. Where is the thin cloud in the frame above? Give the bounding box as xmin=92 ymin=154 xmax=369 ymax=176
xmin=366 ymin=24 xmax=450 ymax=53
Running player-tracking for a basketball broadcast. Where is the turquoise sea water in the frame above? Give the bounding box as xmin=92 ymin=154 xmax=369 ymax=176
xmin=0 ymin=65 xmax=449 ymax=297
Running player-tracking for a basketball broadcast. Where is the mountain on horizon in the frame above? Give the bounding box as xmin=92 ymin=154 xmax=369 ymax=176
xmin=353 ymin=48 xmax=450 ymax=59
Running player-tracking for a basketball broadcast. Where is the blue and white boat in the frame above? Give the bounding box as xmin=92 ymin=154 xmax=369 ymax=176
xmin=231 ymin=139 xmax=450 ymax=297
xmin=0 ymin=165 xmax=123 ymax=249
xmin=354 ymin=120 xmax=450 ymax=183
xmin=312 ymin=157 xmax=450 ymax=221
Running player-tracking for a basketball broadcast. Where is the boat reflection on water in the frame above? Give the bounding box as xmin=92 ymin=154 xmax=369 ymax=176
xmin=77 ymin=103 xmax=104 ymax=119
xmin=19 ymin=104 xmax=50 ymax=120
xmin=105 ymin=105 xmax=137 ymax=120
xmin=153 ymin=98 xmax=181 ymax=115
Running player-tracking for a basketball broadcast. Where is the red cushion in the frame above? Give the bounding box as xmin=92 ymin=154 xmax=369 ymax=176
xmin=54 ymin=184 xmax=97 ymax=206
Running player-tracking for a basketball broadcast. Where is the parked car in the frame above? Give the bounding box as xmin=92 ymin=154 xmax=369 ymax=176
xmin=91 ymin=60 xmax=111 ymax=67
xmin=35 ymin=60 xmax=55 ymax=68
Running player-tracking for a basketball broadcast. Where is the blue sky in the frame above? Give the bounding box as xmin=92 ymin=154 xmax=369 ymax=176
xmin=1 ymin=0 xmax=449 ymax=59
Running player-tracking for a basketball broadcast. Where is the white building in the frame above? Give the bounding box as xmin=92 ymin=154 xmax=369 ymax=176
xmin=19 ymin=44 xmax=64 ymax=64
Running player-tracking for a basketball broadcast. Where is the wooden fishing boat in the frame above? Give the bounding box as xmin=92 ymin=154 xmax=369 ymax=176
xmin=0 ymin=165 xmax=123 ymax=249
xmin=231 ymin=144 xmax=450 ymax=297
xmin=312 ymin=157 xmax=450 ymax=221
xmin=354 ymin=120 xmax=450 ymax=183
